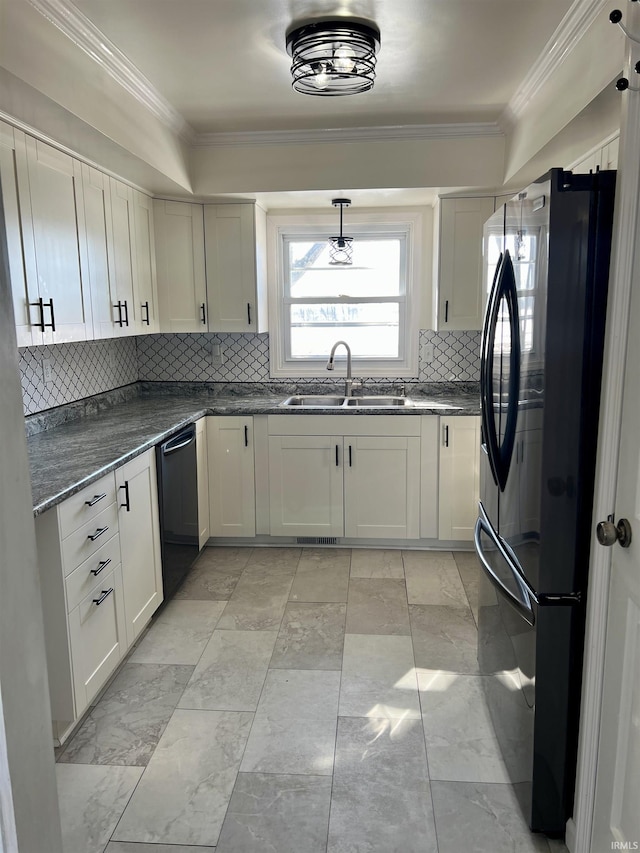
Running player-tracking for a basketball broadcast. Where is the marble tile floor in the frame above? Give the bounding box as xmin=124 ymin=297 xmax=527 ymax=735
xmin=55 ymin=546 xmax=569 ymax=853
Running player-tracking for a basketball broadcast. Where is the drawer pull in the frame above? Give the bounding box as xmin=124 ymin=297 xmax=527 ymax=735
xmin=93 ymin=588 xmax=114 ymax=606
xmin=85 ymin=493 xmax=107 ymax=507
xmin=90 ymin=558 xmax=111 ymax=576
xmin=87 ymin=526 xmax=109 ymax=542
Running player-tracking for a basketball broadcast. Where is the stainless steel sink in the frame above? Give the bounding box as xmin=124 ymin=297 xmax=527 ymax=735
xmin=280 ymin=395 xmax=413 ymax=408
xmin=281 ymin=395 xmax=346 ymax=407
xmin=345 ymin=396 xmax=412 ymax=407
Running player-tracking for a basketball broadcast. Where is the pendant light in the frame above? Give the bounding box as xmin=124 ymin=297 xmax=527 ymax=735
xmin=286 ymin=19 xmax=380 ymax=96
xmin=329 ymin=199 xmax=353 ymax=265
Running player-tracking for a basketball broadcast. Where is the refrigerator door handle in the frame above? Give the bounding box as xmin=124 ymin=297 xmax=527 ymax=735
xmin=480 ymin=252 xmax=503 ymax=488
xmin=475 ymin=504 xmax=536 ymax=626
xmin=498 ymin=250 xmax=521 ymax=490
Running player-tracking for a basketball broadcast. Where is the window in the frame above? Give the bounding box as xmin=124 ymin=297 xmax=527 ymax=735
xmin=268 ymin=212 xmax=423 ymax=377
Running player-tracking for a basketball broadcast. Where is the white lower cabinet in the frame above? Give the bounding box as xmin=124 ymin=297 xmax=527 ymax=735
xmin=208 ymin=416 xmax=256 ymax=537
xmin=438 ymin=415 xmax=481 ymax=541
xmin=116 ymin=449 xmax=163 ymax=647
xmin=36 ymin=453 xmax=162 ymax=743
xmin=266 ymin=415 xmax=423 ymax=540
xmin=196 ymin=417 xmax=210 ymax=548
xmin=268 ymin=434 xmax=344 ymax=537
xmin=68 ymin=564 xmax=127 ymax=716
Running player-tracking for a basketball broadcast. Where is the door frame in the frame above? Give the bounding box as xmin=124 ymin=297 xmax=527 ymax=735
xmin=568 ymin=15 xmax=640 ymax=852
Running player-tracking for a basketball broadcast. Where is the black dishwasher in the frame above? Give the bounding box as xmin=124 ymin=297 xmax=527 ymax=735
xmin=156 ymin=425 xmax=200 ymax=600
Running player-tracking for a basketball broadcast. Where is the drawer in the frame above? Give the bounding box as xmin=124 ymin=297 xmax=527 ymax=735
xmin=59 ymin=473 xmax=117 ymax=539
xmin=68 ymin=565 xmax=126 ymax=715
xmin=65 ymin=533 xmax=121 ymax=613
xmin=62 ymin=502 xmax=119 ymax=575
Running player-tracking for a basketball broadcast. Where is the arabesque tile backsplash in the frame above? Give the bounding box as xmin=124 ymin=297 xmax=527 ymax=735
xmin=18 ymin=330 xmax=480 ymax=415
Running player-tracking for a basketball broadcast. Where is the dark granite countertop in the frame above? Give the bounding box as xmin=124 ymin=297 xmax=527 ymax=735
xmin=27 ymin=384 xmax=480 ymax=516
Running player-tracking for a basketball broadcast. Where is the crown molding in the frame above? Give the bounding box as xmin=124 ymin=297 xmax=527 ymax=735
xmin=503 ymin=0 xmax=609 ymax=126
xmin=193 ymin=122 xmax=504 ymax=148
xmin=26 ymin=0 xmax=196 ymax=143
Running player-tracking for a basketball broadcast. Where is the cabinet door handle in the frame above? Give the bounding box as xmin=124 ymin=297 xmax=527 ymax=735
xmin=87 ymin=526 xmax=109 ymax=542
xmin=348 ymin=445 xmax=353 ymax=467
xmin=45 ymin=299 xmax=55 ymax=332
xmin=244 ymin=424 xmax=249 ymax=447
xmin=247 ymin=302 xmax=252 ymax=325
xmin=445 ymin=299 xmax=449 ymax=323
xmin=30 ymin=298 xmax=46 ymax=332
xmin=93 ymin=587 xmax=114 ymax=606
xmin=142 ymin=301 xmax=150 ymax=325
xmin=85 ymin=493 xmax=107 ymax=507
xmin=200 ymin=303 xmax=206 ymax=325
xmin=119 ymin=481 xmax=131 ymax=512
xmin=335 ymin=444 xmax=339 ymax=467
xmin=122 ymin=300 xmax=129 ymax=327
xmin=90 ymin=558 xmax=111 ymax=576
xmin=444 ymin=425 xmax=449 ymax=447
xmin=114 ymin=301 xmax=124 ymax=327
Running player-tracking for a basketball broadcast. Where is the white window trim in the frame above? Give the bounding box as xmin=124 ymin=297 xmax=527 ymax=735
xmin=267 ymin=210 xmax=423 ymax=378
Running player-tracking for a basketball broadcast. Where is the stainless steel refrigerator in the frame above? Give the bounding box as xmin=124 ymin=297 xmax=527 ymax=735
xmin=475 ymin=168 xmax=616 ymax=834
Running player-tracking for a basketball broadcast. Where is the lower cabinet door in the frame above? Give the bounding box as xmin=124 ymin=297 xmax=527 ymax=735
xmin=343 ymin=435 xmax=421 ymax=539
xmin=268 ymin=435 xmax=344 ymax=537
xmin=116 ymin=449 xmax=163 ymax=646
xmin=208 ymin=416 xmax=256 ymax=537
xmin=438 ymin=416 xmax=480 ymax=541
xmin=68 ymin=564 xmax=126 ymax=716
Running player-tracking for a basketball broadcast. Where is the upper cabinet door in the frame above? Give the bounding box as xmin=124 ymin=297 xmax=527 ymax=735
xmin=109 ymin=178 xmax=137 ymax=336
xmin=0 ymin=124 xmax=39 ymax=346
xmin=132 ymin=190 xmax=159 ymax=333
xmin=154 ymin=199 xmax=207 ymax=332
xmin=78 ymin=164 xmax=116 ymax=339
xmin=436 ymin=196 xmax=496 ymax=331
xmin=16 ymin=135 xmax=92 ymax=343
xmin=204 ymin=203 xmax=267 ymax=333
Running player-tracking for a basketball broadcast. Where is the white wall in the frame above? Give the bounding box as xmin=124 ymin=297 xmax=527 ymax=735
xmin=0 ymin=180 xmax=62 ymax=850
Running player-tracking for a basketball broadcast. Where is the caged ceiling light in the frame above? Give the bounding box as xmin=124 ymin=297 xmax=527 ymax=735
xmin=329 ymin=198 xmax=353 ymax=265
xmin=285 ymin=19 xmax=381 ymax=96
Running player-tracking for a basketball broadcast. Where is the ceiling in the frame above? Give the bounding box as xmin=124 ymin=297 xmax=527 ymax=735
xmin=3 ymin=0 xmax=612 ymax=206
xmin=71 ymin=0 xmax=573 ymax=136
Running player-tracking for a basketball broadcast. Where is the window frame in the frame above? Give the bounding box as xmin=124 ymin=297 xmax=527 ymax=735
xmin=267 ymin=210 xmax=423 ymax=378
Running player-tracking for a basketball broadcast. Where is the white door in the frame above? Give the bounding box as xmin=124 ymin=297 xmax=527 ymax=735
xmin=438 ymin=416 xmax=480 ymax=541
xmin=204 ymin=203 xmax=256 ymax=332
xmin=17 ymin=136 xmax=92 ymax=342
xmin=343 ymin=435 xmax=420 ymax=539
xmin=78 ymin=164 xmax=115 ymax=339
xmin=109 ymin=178 xmax=136 ymax=334
xmin=268 ymin=434 xmax=344 ymax=537
xmin=116 ymin=450 xmax=163 ymax=646
xmin=591 ymin=226 xmax=640 ymax=850
xmin=132 ymin=190 xmax=159 ymax=332
xmin=208 ymin=416 xmax=256 ymax=538
xmin=154 ymin=199 xmax=207 ymax=332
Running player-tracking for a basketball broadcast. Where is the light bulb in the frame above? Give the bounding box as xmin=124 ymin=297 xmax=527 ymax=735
xmin=333 ymin=45 xmax=355 ymax=73
xmin=313 ymin=63 xmax=330 ymax=89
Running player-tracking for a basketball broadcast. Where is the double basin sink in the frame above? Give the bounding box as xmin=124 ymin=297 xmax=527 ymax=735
xmin=281 ymin=395 xmax=413 ymax=408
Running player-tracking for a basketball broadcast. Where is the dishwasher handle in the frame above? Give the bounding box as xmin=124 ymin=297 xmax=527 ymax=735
xmin=161 ymin=427 xmax=195 ymax=456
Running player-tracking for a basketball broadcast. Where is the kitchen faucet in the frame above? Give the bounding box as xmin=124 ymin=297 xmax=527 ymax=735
xmin=326 ymin=340 xmax=354 ymax=396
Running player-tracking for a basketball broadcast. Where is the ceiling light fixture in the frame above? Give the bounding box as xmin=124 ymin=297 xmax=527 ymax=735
xmin=286 ymin=19 xmax=381 ymax=96
xmin=329 ymin=198 xmax=353 ymax=265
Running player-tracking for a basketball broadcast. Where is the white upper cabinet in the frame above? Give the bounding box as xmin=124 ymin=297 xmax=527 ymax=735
xmin=14 ymin=132 xmax=92 ymax=344
xmin=434 ymin=196 xmax=496 ymax=332
xmin=0 ymin=122 xmax=35 ymax=347
xmin=108 ymin=178 xmax=137 ymax=335
xmin=132 ymin=190 xmax=159 ymax=333
xmin=204 ymin=203 xmax=268 ymax=333
xmin=154 ymin=199 xmax=207 ymax=332
xmin=573 ymin=134 xmax=619 ymax=174
xmin=78 ymin=164 xmax=116 ymax=339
